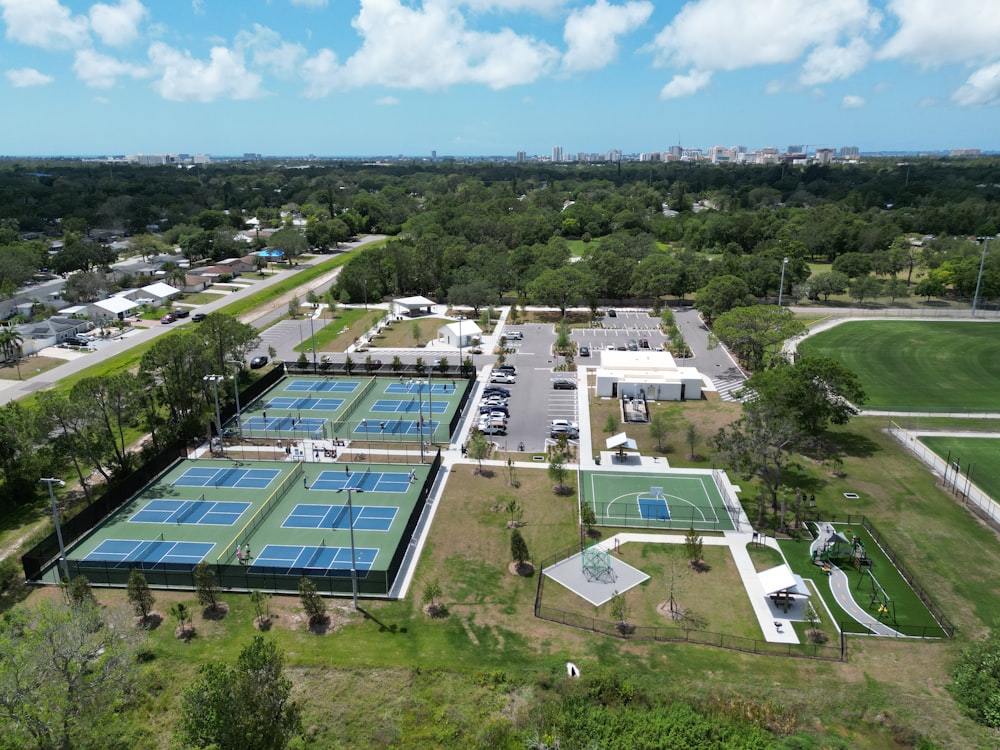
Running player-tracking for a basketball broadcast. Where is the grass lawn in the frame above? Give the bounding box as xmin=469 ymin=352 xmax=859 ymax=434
xmin=798 ymin=320 xmax=1000 ymax=411
xmin=920 ymin=436 xmax=1000 ymax=502
xmin=179 ymin=291 xmax=227 ymax=305
xmin=367 ymin=317 xmax=451 ymax=349
xmin=292 ymin=309 xmax=383 ymax=353
xmin=0 ymin=355 xmax=67 ymax=381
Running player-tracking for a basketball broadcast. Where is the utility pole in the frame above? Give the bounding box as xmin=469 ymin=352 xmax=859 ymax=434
xmin=40 ymin=478 xmax=69 ymax=580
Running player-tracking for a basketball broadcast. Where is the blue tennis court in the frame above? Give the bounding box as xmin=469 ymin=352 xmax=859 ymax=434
xmin=81 ymin=539 xmax=214 ymax=567
xmin=129 ymin=499 xmax=251 ymax=526
xmin=384 ymin=382 xmax=456 ymax=395
xmin=370 ymin=399 xmax=448 ymax=414
xmin=266 ymin=397 xmax=344 ymax=411
xmin=309 ymin=468 xmax=414 ymax=493
xmin=282 ymin=503 xmax=398 ymax=531
xmin=240 ymin=416 xmax=326 ymax=434
xmin=251 ymin=543 xmax=378 ymax=575
xmin=286 ymin=380 xmax=360 ymax=393
xmin=638 ymin=495 xmax=671 ymax=520
xmin=172 ymin=466 xmax=280 ymax=489
xmin=353 ymin=418 xmax=440 ymax=436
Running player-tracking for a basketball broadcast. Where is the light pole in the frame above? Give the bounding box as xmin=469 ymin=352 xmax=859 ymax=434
xmin=40 ymin=478 xmax=68 ymax=580
xmin=203 ymin=374 xmax=225 ymax=454
xmin=457 ymin=314 xmax=464 ymax=376
xmin=335 ymin=486 xmax=364 ymax=609
xmin=308 ymin=312 xmax=318 ymax=372
xmin=777 ymin=257 xmax=789 ymax=307
xmin=227 ymin=361 xmax=243 ymax=438
xmin=363 ymin=279 xmax=368 ymax=311
xmin=410 ymin=378 xmax=424 ymax=463
xmin=972 ymin=237 xmax=990 ymax=318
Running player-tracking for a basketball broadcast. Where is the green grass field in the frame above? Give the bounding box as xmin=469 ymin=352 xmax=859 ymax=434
xmin=798 ymin=321 xmax=1000 ymax=411
xmin=920 ymin=436 xmax=1000 ymax=502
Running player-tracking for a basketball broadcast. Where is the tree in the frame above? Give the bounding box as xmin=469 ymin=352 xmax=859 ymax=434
xmin=170 ymin=602 xmax=193 ymax=639
xmin=411 ymin=320 xmax=422 ymax=346
xmin=126 ymin=569 xmax=155 ymax=622
xmin=298 ymin=577 xmax=327 ymax=626
xmin=694 ymin=274 xmax=754 ymax=323
xmin=883 ymin=277 xmax=910 ymax=303
xmin=250 ymin=590 xmax=271 ymax=628
xmin=179 ymin=635 xmax=301 ymax=750
xmin=950 ymin=625 xmax=1000 ymax=728
xmin=831 ymin=252 xmax=873 ymax=279
xmin=548 ymin=449 xmax=570 ymax=493
xmin=807 ymin=270 xmax=849 ymax=301
xmin=915 ymin=272 xmax=947 ymax=300
xmin=746 ymin=356 xmax=866 ymax=434
xmin=685 ymin=422 xmax=698 ymax=460
xmin=510 ymin=528 xmax=530 ymax=569
xmin=849 ymin=275 xmax=882 ymax=305
xmin=467 ymin=430 xmax=491 ymax=474
xmin=609 ymin=590 xmax=630 ymax=632
xmin=269 ymin=226 xmax=308 ymax=262
xmin=581 ymin=501 xmax=598 ymax=536
xmin=65 ymin=574 xmax=97 ymax=607
xmin=603 ymin=412 xmax=620 ymax=436
xmin=711 ymin=305 xmax=805 ymax=372
xmin=0 ymin=600 xmax=144 ymax=750
xmin=194 ymin=561 xmax=221 ymax=613
xmin=288 ymin=295 xmax=301 ymax=318
xmin=526 ymin=265 xmax=597 ymax=316
xmin=649 ymin=411 xmax=669 ymax=452
xmin=684 ymin=527 xmax=704 ymax=565
xmin=422 ymin=578 xmax=445 ymax=616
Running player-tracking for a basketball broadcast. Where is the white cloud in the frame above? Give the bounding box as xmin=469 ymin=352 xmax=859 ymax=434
xmin=562 ymin=0 xmax=653 ymax=73
xmin=917 ymin=96 xmax=937 ymax=107
xmin=303 ymin=0 xmax=560 ymax=95
xmin=0 ymin=0 xmax=90 ymax=50
xmin=236 ymin=24 xmax=307 ymax=78
xmin=880 ymin=0 xmax=1000 ymax=67
xmin=74 ymin=49 xmax=147 ymax=88
xmin=952 ymin=62 xmax=1000 ymax=107
xmin=841 ymin=94 xmax=865 ymax=108
xmin=462 ymin=0 xmax=567 ymax=13
xmin=6 ymin=67 xmax=54 ymax=87
xmin=290 ymin=0 xmax=328 ymax=6
xmin=799 ymin=38 xmax=871 ymax=85
xmin=191 ymin=0 xmax=204 ymax=15
xmin=659 ymin=68 xmax=711 ymax=99
xmin=764 ymin=79 xmax=786 ymax=95
xmin=375 ymin=95 xmax=399 ymax=105
xmin=89 ymin=0 xmax=146 ymax=47
xmin=148 ymin=41 xmax=264 ymax=102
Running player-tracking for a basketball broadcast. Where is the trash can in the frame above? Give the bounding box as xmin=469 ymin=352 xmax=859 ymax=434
xmin=595 ymin=455 xmax=601 ymax=465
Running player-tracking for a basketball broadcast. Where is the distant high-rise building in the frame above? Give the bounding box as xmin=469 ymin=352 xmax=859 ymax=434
xmin=516 ymin=151 xmax=526 ymax=163
xmin=839 ymin=146 xmax=860 ymax=158
xmin=787 ymin=145 xmax=803 ymax=154
xmin=552 ymin=145 xmax=563 ymax=163
xmin=431 ymin=150 xmax=437 ymax=160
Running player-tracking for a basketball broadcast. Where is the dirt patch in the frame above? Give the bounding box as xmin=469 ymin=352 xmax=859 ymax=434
xmin=508 ymin=561 xmax=535 ymax=577
xmin=265 ymin=597 xmax=354 ymax=635
xmin=657 ymin=599 xmax=687 ymax=621
xmin=202 ymin=602 xmax=229 ymax=621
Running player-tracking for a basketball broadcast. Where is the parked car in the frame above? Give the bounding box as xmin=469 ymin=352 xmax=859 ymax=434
xmin=496 ymin=365 xmax=516 ymax=375
xmin=489 ymin=373 xmax=516 ymax=384
xmin=479 ymin=423 xmax=507 ymax=436
xmin=173 ymin=308 xmax=190 ymax=318
xmin=553 ymin=379 xmax=577 ymax=390
xmin=639 ymin=338 xmax=649 ymax=349
xmin=606 ymin=308 xmax=617 ymax=317
xmin=250 ymin=355 xmax=269 ymax=369
xmin=550 ymin=424 xmax=580 ymax=439
xmin=504 ymin=330 xmax=523 ymax=340
xmin=579 ymin=346 xmax=590 ymax=357
xmin=160 ymin=314 xmax=175 ymax=324
xmin=627 ymin=339 xmax=638 ymax=351
xmin=549 ymin=419 xmax=579 ymax=430
xmin=480 ymin=405 xmax=510 ymax=417
xmin=191 ymin=312 xmax=207 ymax=322
xmin=483 ymin=387 xmax=510 ymax=397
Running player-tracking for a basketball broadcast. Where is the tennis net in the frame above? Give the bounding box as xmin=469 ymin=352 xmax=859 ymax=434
xmin=334 ymin=376 xmax=378 ymax=433
xmin=305 ymin=541 xmax=325 ymax=568
xmin=217 ymin=462 xmax=304 ymax=563
xmin=175 ymin=500 xmax=201 ymax=525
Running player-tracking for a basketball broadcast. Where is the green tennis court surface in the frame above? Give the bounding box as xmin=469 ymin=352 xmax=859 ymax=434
xmin=581 ymin=469 xmax=740 ymax=531
xmin=59 ymin=455 xmax=438 ymax=596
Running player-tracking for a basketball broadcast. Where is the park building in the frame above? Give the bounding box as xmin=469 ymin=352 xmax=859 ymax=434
xmin=593 ymin=349 xmax=703 ymax=401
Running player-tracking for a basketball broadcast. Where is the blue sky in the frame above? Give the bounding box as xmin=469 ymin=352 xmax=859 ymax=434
xmin=1 ymin=0 xmax=998 ymax=156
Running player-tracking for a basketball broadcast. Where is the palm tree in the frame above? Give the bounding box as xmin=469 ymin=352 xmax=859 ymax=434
xmin=162 ymin=262 xmax=186 ymax=289
xmin=0 ymin=327 xmax=24 ymax=379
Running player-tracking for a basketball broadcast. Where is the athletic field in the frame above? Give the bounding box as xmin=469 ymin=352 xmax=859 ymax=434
xmin=798 ymin=321 xmax=1000 ymax=411
xmin=919 ymin=436 xmax=1000 ymax=502
xmin=580 ymin=469 xmax=740 ymax=532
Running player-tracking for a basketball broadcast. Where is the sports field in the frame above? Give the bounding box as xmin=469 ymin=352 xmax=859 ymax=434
xmin=919 ymin=436 xmax=1000 ymax=502
xmin=60 ymin=456 xmax=435 ymax=596
xmin=580 ymin=469 xmax=740 ymax=532
xmin=235 ymin=375 xmax=468 ymax=443
xmin=798 ymin=321 xmax=1000 ymax=411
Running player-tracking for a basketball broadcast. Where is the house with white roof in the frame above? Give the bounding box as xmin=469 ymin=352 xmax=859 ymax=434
xmin=437 ymin=320 xmax=482 ymax=349
xmin=87 ymin=295 xmax=139 ymax=321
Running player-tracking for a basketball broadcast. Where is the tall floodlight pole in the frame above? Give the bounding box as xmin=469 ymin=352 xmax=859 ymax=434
xmin=336 ymin=487 xmax=364 ymax=609
xmin=457 ymin=314 xmax=463 ymax=376
xmin=777 ymin=257 xmax=789 ymax=307
xmin=308 ymin=313 xmax=318 ymax=372
xmin=411 ymin=378 xmax=424 ymax=463
xmin=427 ymin=370 xmax=433 ymax=453
xmin=40 ymin=478 xmax=69 ymax=580
xmin=972 ymin=237 xmax=990 ymax=318
xmin=203 ymin=374 xmax=225 ymax=454
xmin=363 ymin=279 xmax=368 ymax=311
xmin=228 ymin=361 xmax=243 ymax=438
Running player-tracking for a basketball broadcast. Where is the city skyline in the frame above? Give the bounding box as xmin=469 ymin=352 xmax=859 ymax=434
xmin=1 ymin=0 xmax=998 ymax=156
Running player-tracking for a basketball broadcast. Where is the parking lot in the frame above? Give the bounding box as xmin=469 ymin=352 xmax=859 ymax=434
xmin=571 ymin=309 xmax=667 ymax=354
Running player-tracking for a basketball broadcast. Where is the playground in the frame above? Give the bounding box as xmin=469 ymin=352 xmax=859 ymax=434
xmin=580 ymin=469 xmax=742 ymax=532
xmin=56 ymin=456 xmax=438 ymax=597
xmin=234 ymin=375 xmax=469 ymax=444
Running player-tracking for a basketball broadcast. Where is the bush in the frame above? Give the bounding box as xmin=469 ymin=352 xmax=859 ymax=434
xmin=950 ymin=626 xmax=1000 ymax=727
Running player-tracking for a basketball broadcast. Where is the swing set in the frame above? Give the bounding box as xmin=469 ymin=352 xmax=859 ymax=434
xmin=856 ymin=567 xmax=896 ymax=624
